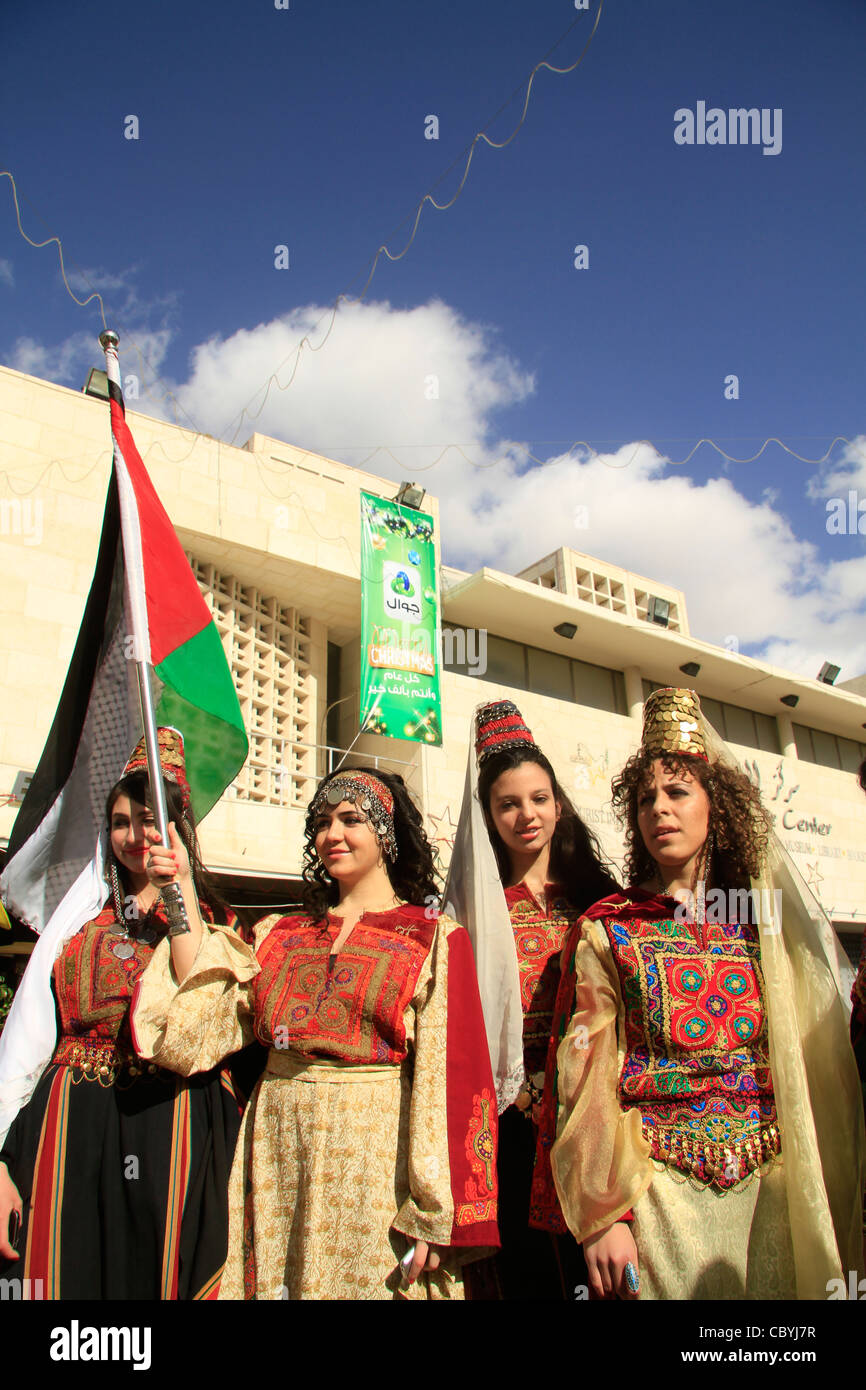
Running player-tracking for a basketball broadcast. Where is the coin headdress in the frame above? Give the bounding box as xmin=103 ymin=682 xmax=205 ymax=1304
xmin=308 ymin=770 xmax=398 ymax=861
xmin=122 ymin=726 xmax=191 ymax=810
xmin=641 ymin=687 xmax=708 ymax=761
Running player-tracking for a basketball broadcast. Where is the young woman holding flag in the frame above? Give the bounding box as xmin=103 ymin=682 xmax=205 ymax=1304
xmin=0 ymin=729 xmax=243 ymax=1299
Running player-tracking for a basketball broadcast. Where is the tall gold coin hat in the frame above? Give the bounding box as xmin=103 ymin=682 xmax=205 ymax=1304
xmin=641 ymin=687 xmax=707 ymax=761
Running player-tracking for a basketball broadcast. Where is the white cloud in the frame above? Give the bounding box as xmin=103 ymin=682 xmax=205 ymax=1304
xmin=3 ymin=263 xmax=177 ymax=391
xmin=807 ymin=434 xmax=866 ymax=497
xmin=8 ymin=325 xmax=173 ymax=398
xmin=0 ymin=259 xmax=13 ymax=288
xmin=165 ymin=298 xmax=866 ymax=678
xmin=174 ymin=298 xmax=533 ymax=450
xmin=9 ymin=330 xmax=95 ymax=383
xmin=9 ymin=297 xmax=865 ymax=680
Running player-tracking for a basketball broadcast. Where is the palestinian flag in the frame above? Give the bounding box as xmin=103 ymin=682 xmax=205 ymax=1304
xmin=1 ymin=382 xmax=248 ymax=933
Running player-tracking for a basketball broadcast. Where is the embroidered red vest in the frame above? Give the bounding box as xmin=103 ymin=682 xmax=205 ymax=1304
xmin=602 ymin=909 xmax=780 ymax=1188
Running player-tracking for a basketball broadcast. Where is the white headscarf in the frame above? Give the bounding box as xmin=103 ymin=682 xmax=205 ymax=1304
xmin=444 ymin=707 xmax=525 ymax=1114
xmin=0 ymin=836 xmax=109 ymax=1147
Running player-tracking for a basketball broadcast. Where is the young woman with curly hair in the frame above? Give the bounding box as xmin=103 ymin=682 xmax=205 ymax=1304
xmin=132 ymin=767 xmax=498 ymax=1300
xmin=447 ymin=701 xmax=618 ymax=1300
xmin=531 ymin=688 xmax=864 ymax=1301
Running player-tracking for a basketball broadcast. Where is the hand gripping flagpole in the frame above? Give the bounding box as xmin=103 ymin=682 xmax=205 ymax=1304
xmin=99 ymin=330 xmax=190 ymax=936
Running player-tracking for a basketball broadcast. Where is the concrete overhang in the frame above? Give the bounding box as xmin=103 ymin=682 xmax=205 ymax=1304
xmin=441 ymin=567 xmax=866 ymax=742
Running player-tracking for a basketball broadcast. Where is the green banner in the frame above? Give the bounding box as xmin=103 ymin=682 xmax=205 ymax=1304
xmin=359 ymin=491 xmax=442 ymax=746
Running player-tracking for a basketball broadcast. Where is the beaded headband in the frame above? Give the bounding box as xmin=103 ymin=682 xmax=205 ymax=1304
xmin=308 ymin=771 xmax=398 ymax=862
xmin=122 ymin=726 xmax=192 ymax=810
xmin=641 ymin=688 xmax=708 ymax=761
xmin=475 ymin=700 xmax=537 ymax=765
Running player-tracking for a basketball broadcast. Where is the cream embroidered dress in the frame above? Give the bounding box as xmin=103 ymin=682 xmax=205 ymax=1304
xmin=531 ymin=889 xmax=864 ymax=1300
xmin=132 ymin=905 xmax=498 ymax=1300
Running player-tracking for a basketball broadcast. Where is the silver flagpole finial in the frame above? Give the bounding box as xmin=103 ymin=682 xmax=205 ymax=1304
xmin=98 ymin=329 xmax=119 ymax=351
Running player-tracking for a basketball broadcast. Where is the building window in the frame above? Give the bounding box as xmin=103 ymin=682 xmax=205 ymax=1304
xmin=188 ymin=556 xmax=314 ymax=807
xmin=572 ymin=658 xmax=627 ymax=715
xmin=444 ymin=625 xmax=626 ymax=715
xmin=793 ymin=723 xmax=866 ymax=773
xmin=527 ymin=647 xmax=572 ymax=702
xmin=484 ymin=634 xmax=527 ymax=688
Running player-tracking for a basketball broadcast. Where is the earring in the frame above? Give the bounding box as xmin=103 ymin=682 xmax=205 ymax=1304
xmin=703 ymin=829 xmax=715 ymax=879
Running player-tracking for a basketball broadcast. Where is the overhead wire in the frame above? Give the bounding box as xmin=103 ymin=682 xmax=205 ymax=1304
xmin=3 ymin=4 xmax=605 ymax=445
xmin=0 ymin=170 xmax=202 ymax=435
xmin=216 ymin=0 xmax=606 ymax=446
xmin=0 ymin=433 xmax=859 ymax=502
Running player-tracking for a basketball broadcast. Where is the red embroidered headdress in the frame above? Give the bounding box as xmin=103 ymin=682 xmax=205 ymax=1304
xmin=474 ymin=700 xmax=537 ymax=765
xmin=123 ymin=726 xmax=192 ymax=810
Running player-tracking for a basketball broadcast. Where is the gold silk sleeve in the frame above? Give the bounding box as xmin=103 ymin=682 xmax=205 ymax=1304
xmin=551 ymin=919 xmax=653 ymax=1243
xmin=132 ymin=919 xmax=262 ymax=1075
xmin=392 ymin=918 xmax=455 ymax=1246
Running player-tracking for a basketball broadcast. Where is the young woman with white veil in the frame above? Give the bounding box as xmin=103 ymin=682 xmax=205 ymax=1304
xmin=445 ymin=700 xmax=618 ymax=1299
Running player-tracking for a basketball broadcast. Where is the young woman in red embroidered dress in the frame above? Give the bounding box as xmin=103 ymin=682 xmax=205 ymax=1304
xmin=451 ymin=701 xmax=617 ymax=1300
xmin=532 ymin=688 xmax=864 ymax=1300
xmin=132 ymin=768 xmax=499 ymax=1299
xmin=0 ymin=730 xmax=242 ymax=1298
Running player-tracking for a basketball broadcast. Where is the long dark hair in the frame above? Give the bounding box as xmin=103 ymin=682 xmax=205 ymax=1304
xmin=301 ymin=769 xmax=440 ymax=923
xmin=610 ymin=750 xmax=771 ymax=892
xmin=106 ymin=771 xmax=229 ymax=921
xmin=477 ymin=747 xmax=619 ymax=913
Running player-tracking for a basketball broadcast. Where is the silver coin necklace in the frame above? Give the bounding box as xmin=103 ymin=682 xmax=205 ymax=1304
xmin=108 ymin=860 xmax=159 ymax=959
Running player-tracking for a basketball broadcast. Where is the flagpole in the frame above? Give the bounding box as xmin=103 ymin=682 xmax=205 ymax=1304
xmin=98 ymin=330 xmax=190 ymax=936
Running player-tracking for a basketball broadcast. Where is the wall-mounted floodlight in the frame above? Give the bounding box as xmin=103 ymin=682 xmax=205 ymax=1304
xmin=83 ymin=368 xmax=110 ymax=401
xmin=647 ymin=596 xmax=669 ymax=627
xmin=395 ymin=482 xmax=426 ymax=510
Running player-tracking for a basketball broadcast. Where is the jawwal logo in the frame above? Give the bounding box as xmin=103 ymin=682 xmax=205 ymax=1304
xmin=382 ymin=562 xmax=421 ymax=620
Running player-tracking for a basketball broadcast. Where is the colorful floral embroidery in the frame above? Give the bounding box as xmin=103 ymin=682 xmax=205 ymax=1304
xmin=603 ymin=909 xmax=779 ymax=1189
xmin=251 ymin=909 xmax=435 ymax=1064
xmin=456 ymin=1088 xmax=496 ymax=1225
xmin=504 ymin=883 xmax=579 ymax=1073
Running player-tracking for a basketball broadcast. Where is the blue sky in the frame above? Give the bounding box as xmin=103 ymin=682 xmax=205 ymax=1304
xmin=1 ymin=0 xmax=864 ymax=677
